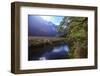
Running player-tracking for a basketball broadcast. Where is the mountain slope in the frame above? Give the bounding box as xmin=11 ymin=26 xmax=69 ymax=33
xmin=28 ymin=16 xmax=58 ymax=37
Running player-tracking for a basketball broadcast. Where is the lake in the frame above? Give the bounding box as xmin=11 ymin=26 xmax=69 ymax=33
xmin=28 ymin=42 xmax=69 ymax=60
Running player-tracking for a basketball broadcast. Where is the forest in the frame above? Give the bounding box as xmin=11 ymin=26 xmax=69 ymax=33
xmin=56 ymin=16 xmax=88 ymax=58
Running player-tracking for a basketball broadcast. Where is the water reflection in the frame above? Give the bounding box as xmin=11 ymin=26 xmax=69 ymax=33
xmin=28 ymin=42 xmax=69 ymax=61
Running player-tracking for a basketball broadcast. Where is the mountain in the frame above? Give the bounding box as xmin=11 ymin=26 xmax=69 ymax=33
xmin=28 ymin=16 xmax=58 ymax=37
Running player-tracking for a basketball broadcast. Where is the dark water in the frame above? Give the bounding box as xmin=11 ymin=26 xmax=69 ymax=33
xmin=28 ymin=42 xmax=69 ymax=61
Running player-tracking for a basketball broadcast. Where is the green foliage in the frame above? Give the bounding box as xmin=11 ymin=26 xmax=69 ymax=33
xmin=57 ymin=17 xmax=69 ymax=36
xmin=57 ymin=16 xmax=88 ymax=58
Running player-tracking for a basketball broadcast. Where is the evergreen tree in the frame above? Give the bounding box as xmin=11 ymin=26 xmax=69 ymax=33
xmin=57 ymin=16 xmax=88 ymax=58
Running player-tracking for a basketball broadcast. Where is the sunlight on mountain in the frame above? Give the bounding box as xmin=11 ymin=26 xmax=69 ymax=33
xmin=40 ymin=16 xmax=52 ymax=21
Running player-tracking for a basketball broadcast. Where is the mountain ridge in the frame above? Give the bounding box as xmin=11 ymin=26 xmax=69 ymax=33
xmin=28 ymin=16 xmax=59 ymax=37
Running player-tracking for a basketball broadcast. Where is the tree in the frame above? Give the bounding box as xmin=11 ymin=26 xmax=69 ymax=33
xmin=57 ymin=16 xmax=88 ymax=58
xmin=66 ymin=17 xmax=88 ymax=58
xmin=57 ymin=17 xmax=70 ymax=37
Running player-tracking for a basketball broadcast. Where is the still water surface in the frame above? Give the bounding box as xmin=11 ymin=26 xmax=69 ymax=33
xmin=28 ymin=42 xmax=69 ymax=60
